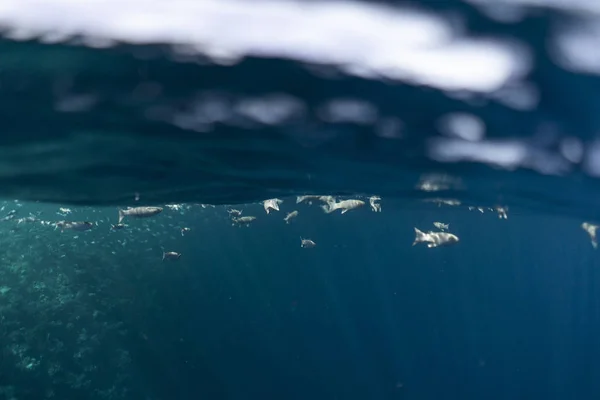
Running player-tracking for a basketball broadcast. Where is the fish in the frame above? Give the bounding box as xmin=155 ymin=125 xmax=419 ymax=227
xmin=495 ymin=206 xmax=508 ymax=219
xmin=232 ymin=216 xmax=257 ymax=226
xmin=582 ymin=222 xmax=599 ymax=249
xmin=318 ymin=196 xmax=336 ymax=204
xmin=296 ymin=195 xmax=335 ymax=205
xmin=468 ymin=206 xmax=485 ymax=213
xmin=284 ymin=210 xmax=299 ymax=224
xmin=263 ymin=198 xmax=283 ymax=214
xmin=118 ymin=206 xmax=163 ymax=223
xmin=321 ymin=199 xmax=365 ymax=214
xmin=56 ymin=221 xmax=95 ymax=232
xmin=433 ymin=222 xmax=449 ymax=231
xmin=162 ymin=251 xmax=181 ymax=261
xmin=425 ymin=198 xmax=461 ymax=207
xmin=17 ymin=216 xmax=37 ymax=224
xmin=111 ymin=223 xmax=127 ymax=230
xmin=227 ymin=209 xmax=242 ymax=217
xmin=0 ymin=209 xmax=17 ymax=221
xmin=181 ymin=227 xmax=191 ymax=236
xmin=413 ymin=227 xmax=459 ymax=248
xmin=369 ymin=196 xmax=381 ymax=212
xmin=300 ymin=237 xmax=316 ymax=248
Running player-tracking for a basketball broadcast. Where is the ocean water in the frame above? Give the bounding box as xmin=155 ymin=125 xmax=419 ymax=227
xmin=2 ymin=201 xmax=600 ymax=400
xmin=2 ymin=0 xmax=600 ymax=399
xmin=1 ymin=0 xmax=600 ymax=217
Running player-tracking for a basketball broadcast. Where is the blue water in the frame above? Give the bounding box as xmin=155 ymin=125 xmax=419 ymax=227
xmin=2 ymin=1 xmax=600 ymax=219
xmin=2 ymin=0 xmax=600 ymax=399
xmin=1 ymin=201 xmax=598 ymax=399
xmin=167 ymin=209 xmax=600 ymax=400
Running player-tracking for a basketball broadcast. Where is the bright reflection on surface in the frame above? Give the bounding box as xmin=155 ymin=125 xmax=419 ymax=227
xmin=0 ymin=0 xmax=528 ymax=92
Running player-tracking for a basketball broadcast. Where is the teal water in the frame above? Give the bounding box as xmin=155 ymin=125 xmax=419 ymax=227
xmin=1 ymin=200 xmax=599 ymax=399
xmin=2 ymin=0 xmax=600 ymax=398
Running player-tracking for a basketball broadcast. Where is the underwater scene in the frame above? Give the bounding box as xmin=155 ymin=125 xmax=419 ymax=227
xmin=1 ymin=198 xmax=599 ymax=400
xmin=2 ymin=0 xmax=600 ymax=399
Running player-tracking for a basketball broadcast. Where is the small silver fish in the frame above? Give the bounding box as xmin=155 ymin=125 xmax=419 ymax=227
xmin=0 ymin=210 xmax=17 ymax=221
xmin=263 ymin=198 xmax=283 ymax=214
xmin=300 ymin=237 xmax=316 ymax=248
xmin=413 ymin=227 xmax=459 ymax=248
xmin=425 ymin=198 xmax=461 ymax=207
xmin=227 ymin=209 xmax=243 ymax=217
xmin=118 ymin=206 xmax=163 ymax=223
xmin=162 ymin=251 xmax=181 ymax=261
xmin=321 ymin=199 xmax=365 ymax=214
xmin=284 ymin=211 xmax=299 ymax=224
xmin=495 ymin=206 xmax=508 ymax=219
xmin=318 ymin=196 xmax=336 ymax=204
xmin=181 ymin=227 xmax=191 ymax=236
xmin=232 ymin=216 xmax=257 ymax=226
xmin=369 ymin=196 xmax=381 ymax=212
xmin=111 ymin=223 xmax=127 ymax=230
xmin=17 ymin=216 xmax=37 ymax=224
xmin=433 ymin=222 xmax=449 ymax=231
xmin=296 ymin=195 xmax=335 ymax=205
xmin=582 ymin=222 xmax=599 ymax=249
xmin=56 ymin=221 xmax=94 ymax=232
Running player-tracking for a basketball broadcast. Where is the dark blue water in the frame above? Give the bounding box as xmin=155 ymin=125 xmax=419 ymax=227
xmin=2 ymin=201 xmax=599 ymax=400
xmin=1 ymin=0 xmax=600 ymax=220
xmin=156 ymin=209 xmax=600 ymax=400
xmin=2 ymin=1 xmax=600 ymax=399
